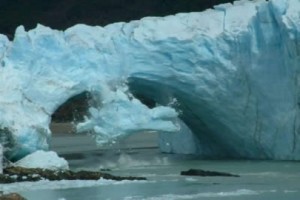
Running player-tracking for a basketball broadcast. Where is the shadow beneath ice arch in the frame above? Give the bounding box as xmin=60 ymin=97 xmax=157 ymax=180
xmin=51 ymin=91 xmax=91 ymax=124
xmin=126 ymin=76 xmax=248 ymax=158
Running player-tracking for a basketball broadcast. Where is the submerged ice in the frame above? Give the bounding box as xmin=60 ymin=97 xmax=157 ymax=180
xmin=0 ymin=0 xmax=300 ymax=160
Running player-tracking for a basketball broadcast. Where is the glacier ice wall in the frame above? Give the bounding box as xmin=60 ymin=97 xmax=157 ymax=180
xmin=1 ymin=0 xmax=300 ymax=160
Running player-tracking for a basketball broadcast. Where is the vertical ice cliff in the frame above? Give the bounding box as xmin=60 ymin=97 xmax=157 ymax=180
xmin=0 ymin=0 xmax=300 ymax=160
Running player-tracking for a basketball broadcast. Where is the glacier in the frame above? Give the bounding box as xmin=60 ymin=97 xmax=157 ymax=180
xmin=0 ymin=0 xmax=300 ymax=160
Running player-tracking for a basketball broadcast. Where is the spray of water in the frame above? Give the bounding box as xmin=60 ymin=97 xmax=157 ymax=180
xmin=98 ymin=153 xmax=169 ymax=170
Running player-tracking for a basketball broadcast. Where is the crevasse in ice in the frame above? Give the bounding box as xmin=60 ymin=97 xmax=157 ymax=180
xmin=0 ymin=0 xmax=300 ymax=160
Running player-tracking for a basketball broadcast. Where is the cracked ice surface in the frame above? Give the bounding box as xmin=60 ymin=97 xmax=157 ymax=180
xmin=1 ymin=0 xmax=300 ymax=160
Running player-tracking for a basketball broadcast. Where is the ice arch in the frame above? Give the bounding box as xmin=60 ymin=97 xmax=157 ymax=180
xmin=1 ymin=0 xmax=300 ymax=160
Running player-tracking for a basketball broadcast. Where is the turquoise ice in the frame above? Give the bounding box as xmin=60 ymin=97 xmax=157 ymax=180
xmin=0 ymin=0 xmax=300 ymax=160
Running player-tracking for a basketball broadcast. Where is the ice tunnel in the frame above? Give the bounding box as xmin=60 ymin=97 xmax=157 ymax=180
xmin=1 ymin=0 xmax=300 ymax=160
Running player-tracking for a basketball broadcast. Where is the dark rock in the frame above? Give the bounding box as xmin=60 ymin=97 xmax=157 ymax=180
xmin=0 ymin=166 xmax=146 ymax=184
xmin=0 ymin=193 xmax=27 ymax=200
xmin=180 ymin=169 xmax=240 ymax=177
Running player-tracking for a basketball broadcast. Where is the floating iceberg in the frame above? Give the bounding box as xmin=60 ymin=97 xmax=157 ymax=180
xmin=0 ymin=0 xmax=300 ymax=160
xmin=15 ymin=150 xmax=69 ymax=170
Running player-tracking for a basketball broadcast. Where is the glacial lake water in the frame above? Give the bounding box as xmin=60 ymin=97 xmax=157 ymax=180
xmin=2 ymin=147 xmax=300 ymax=200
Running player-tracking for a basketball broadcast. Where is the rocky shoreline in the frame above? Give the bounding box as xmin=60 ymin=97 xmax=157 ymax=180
xmin=0 ymin=166 xmax=146 ymax=200
xmin=0 ymin=193 xmax=26 ymax=200
xmin=0 ymin=166 xmax=146 ymax=184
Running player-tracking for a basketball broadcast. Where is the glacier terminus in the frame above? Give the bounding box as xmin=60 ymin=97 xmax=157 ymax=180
xmin=0 ymin=0 xmax=300 ymax=160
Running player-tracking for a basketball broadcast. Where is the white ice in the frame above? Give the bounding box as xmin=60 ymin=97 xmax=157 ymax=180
xmin=0 ymin=0 xmax=300 ymax=160
xmin=15 ymin=150 xmax=69 ymax=170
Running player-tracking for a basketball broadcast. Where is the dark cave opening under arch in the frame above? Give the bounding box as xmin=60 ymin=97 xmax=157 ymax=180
xmin=51 ymin=91 xmax=91 ymax=123
xmin=50 ymin=91 xmax=91 ymax=135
